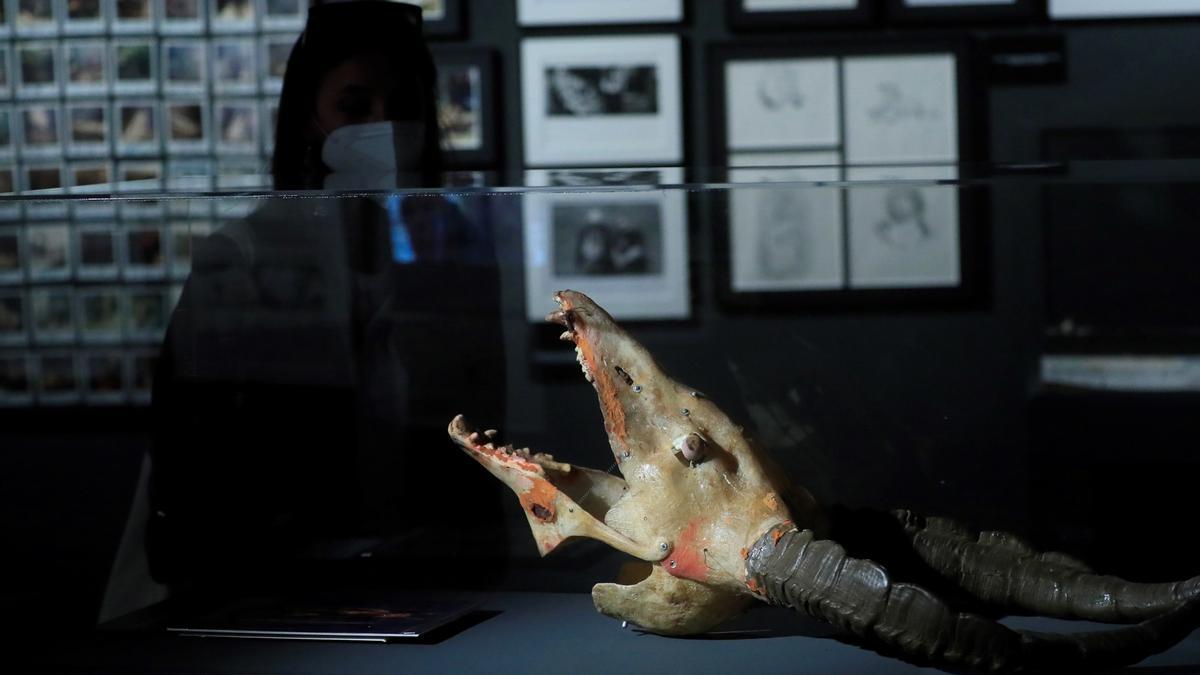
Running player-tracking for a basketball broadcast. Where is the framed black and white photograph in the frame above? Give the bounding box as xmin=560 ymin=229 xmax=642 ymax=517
xmin=259 ymin=0 xmax=304 ymax=31
xmin=0 ymin=355 xmax=33 ymax=407
xmin=0 ymin=226 xmax=22 ymax=283
xmin=522 ymin=166 xmax=690 ymax=321
xmin=517 ymin=0 xmax=681 ymax=25
xmin=212 ymin=37 xmax=257 ymax=94
xmin=394 ymin=0 xmax=463 ymax=38
xmin=123 ymin=224 xmax=165 ymax=279
xmin=31 ymin=287 xmax=75 ymax=343
xmin=724 ymin=56 xmax=841 ymax=150
xmin=168 ymin=220 xmax=209 ymax=277
xmin=26 ymin=222 xmax=70 ymax=280
xmin=68 ymin=160 xmax=112 ymax=193
xmin=1049 ymin=0 xmax=1200 ymax=20
xmin=125 ymin=286 xmax=168 ymax=340
xmin=846 ymin=165 xmax=960 ymax=288
xmin=64 ymin=41 xmax=107 ymax=96
xmin=843 ymin=52 xmax=960 ymax=163
xmin=261 ymin=33 xmax=293 ymax=94
xmin=522 ymin=35 xmax=682 ymax=166
xmin=37 ymin=353 xmax=81 ymax=405
xmin=726 ymin=151 xmax=845 ymax=293
xmin=84 ymin=351 xmax=127 ymax=404
xmin=66 ymin=102 xmax=109 ymax=155
xmin=115 ymin=100 xmax=160 ymax=155
xmin=0 ymin=108 xmax=13 ymax=158
xmin=434 ymin=47 xmax=497 ymax=167
xmin=112 ymin=40 xmax=157 ymax=95
xmin=0 ymin=46 xmax=11 ymax=98
xmin=885 ymin=0 xmax=1038 ymax=23
xmin=728 ymin=0 xmax=875 ymax=30
xmin=161 ymin=0 xmax=205 ymax=33
xmin=165 ymin=99 xmax=209 ymax=154
xmin=15 ymin=0 xmax=59 ymax=37
xmin=63 ymin=0 xmax=108 ymax=34
xmin=214 ymin=99 xmax=258 ymax=153
xmin=19 ymin=103 xmax=63 ymax=155
xmin=75 ymin=225 xmax=121 ymax=280
xmin=78 ymin=286 xmax=123 ymax=341
xmin=16 ymin=42 xmax=60 ymax=98
xmin=163 ymin=40 xmax=207 ymax=93
xmin=211 ymin=0 xmax=256 ymax=32
xmin=0 ymin=290 xmax=27 ymax=344
xmin=127 ymin=349 xmax=154 ymax=404
xmin=112 ymin=0 xmax=155 ymax=33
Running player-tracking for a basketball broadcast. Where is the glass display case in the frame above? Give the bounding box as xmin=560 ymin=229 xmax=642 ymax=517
xmin=4 ymin=160 xmax=1200 ymax=672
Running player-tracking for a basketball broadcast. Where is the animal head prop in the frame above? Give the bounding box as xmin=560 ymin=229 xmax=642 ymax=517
xmin=449 ymin=291 xmax=1200 ymax=672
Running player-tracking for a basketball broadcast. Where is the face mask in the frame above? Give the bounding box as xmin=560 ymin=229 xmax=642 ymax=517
xmin=320 ymin=120 xmax=426 ymax=191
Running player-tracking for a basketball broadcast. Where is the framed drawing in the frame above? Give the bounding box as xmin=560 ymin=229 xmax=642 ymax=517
xmin=522 ymin=166 xmax=690 ymax=322
xmin=725 ymin=56 xmax=841 ymax=150
xmin=392 ymin=0 xmax=463 ymax=38
xmin=728 ymin=0 xmax=876 ymax=30
xmin=64 ymin=41 xmax=108 ymax=97
xmin=1049 ymin=0 xmax=1200 ymax=19
xmin=522 ymin=35 xmax=682 ymax=166
xmin=884 ymin=0 xmax=1040 ymax=23
xmin=517 ymin=0 xmax=682 ymax=25
xmin=432 ymin=46 xmax=497 ymax=167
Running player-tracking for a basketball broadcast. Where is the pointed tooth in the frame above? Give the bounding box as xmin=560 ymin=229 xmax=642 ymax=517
xmin=484 ymin=442 xmax=496 ymax=450
xmin=484 ymin=429 xmax=498 ymax=438
xmin=559 ymin=331 xmax=574 ymax=342
xmin=468 ymin=432 xmax=481 ymax=442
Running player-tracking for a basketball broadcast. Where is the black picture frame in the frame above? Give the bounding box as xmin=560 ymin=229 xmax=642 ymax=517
xmin=421 ymin=0 xmax=465 ymax=39
xmin=431 ymin=46 xmax=498 ymax=169
xmin=728 ymin=0 xmax=877 ymax=30
xmin=708 ymin=38 xmax=988 ymax=311
xmin=884 ymin=0 xmax=1041 ymax=24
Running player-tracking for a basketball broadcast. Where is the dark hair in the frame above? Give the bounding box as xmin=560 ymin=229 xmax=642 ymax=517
xmin=270 ymin=1 xmax=444 ymax=190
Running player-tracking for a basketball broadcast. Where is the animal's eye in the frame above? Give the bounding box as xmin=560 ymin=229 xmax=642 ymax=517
xmin=673 ymin=433 xmax=707 ymax=464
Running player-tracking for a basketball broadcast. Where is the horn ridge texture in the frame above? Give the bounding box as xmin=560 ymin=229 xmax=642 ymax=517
xmin=746 ymin=525 xmax=1200 ymax=673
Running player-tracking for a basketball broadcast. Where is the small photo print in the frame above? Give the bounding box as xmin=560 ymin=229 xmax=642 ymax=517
xmin=215 ymin=100 xmax=258 ymax=151
xmin=31 ymin=287 xmax=75 ymax=342
xmin=125 ymin=224 xmax=165 ymax=277
xmin=67 ymin=103 xmax=108 ymax=151
xmin=24 ymin=164 xmax=64 ymax=192
xmin=438 ymin=63 xmax=482 ymax=152
xmin=79 ymin=287 xmax=123 ymax=338
xmin=213 ymin=39 xmax=257 ymax=93
xmin=163 ymin=41 xmax=206 ymax=89
xmin=70 ymin=161 xmax=112 ymax=192
xmin=114 ymin=41 xmax=155 ymax=91
xmin=84 ymin=352 xmax=127 ymax=403
xmin=116 ymin=101 xmax=159 ymax=153
xmin=37 ymin=353 xmax=81 ymax=403
xmin=27 ymin=223 xmax=70 ymax=278
xmin=166 ymin=100 xmax=207 ymax=147
xmin=0 ymin=355 xmax=33 ymax=406
xmin=64 ymin=0 xmax=106 ymax=33
xmin=20 ymin=104 xmax=60 ymax=149
xmin=0 ymin=291 xmax=27 ymax=343
xmin=551 ymin=203 xmax=662 ymax=277
xmin=0 ymin=226 xmax=22 ymax=281
xmin=65 ymin=41 xmax=107 ymax=92
xmin=546 ymin=65 xmax=658 ymax=117
xmin=213 ymin=0 xmax=255 ymax=30
xmin=16 ymin=0 xmax=58 ymax=35
xmin=126 ymin=287 xmax=168 ymax=338
xmin=76 ymin=226 xmax=119 ymax=279
xmin=17 ymin=42 xmax=58 ymax=94
xmin=163 ymin=0 xmax=204 ymax=32
xmin=0 ymin=47 xmax=11 ymax=95
xmin=113 ymin=0 xmax=154 ymax=31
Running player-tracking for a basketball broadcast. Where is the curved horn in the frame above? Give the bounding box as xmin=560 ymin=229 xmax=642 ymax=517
xmin=746 ymin=525 xmax=1200 ymax=673
xmin=892 ymin=510 xmax=1200 ymax=623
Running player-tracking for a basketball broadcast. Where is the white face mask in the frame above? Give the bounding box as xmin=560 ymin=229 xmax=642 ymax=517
xmin=320 ymin=120 xmax=426 ymax=191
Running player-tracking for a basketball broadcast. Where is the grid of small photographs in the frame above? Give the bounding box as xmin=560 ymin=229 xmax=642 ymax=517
xmin=0 ymin=0 xmax=306 ymax=198
xmin=1 ymin=215 xmax=205 ymax=406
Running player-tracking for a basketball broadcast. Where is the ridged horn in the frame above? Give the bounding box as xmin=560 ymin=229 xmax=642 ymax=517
xmin=746 ymin=525 xmax=1200 ymax=673
xmin=892 ymin=510 xmax=1200 ymax=623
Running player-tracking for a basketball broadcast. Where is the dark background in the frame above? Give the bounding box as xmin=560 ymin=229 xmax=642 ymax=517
xmin=4 ymin=0 xmax=1200 ymax=636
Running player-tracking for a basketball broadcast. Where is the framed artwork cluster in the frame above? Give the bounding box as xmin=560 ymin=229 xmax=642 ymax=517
xmin=711 ymin=41 xmax=980 ymax=307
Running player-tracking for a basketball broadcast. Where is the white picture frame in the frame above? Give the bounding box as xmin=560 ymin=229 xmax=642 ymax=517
xmin=0 ymin=355 xmax=34 ymax=407
xmin=1049 ymin=0 xmax=1200 ymax=19
xmin=62 ymin=0 xmax=108 ymax=35
xmin=162 ymin=39 xmax=207 ymax=94
xmin=83 ymin=351 xmax=128 ymax=405
xmin=160 ymin=0 xmax=206 ymax=34
xmin=728 ymin=151 xmax=845 ymax=292
xmin=843 ymin=53 xmax=959 ymax=163
xmin=522 ymin=166 xmax=690 ymax=321
xmin=846 ymin=164 xmax=960 ymax=288
xmin=78 ymin=286 xmax=124 ymax=342
xmin=517 ymin=0 xmax=682 ymax=25
xmin=15 ymin=0 xmax=60 ymax=37
xmin=64 ymin=40 xmax=108 ymax=97
xmin=114 ymin=99 xmax=161 ymax=156
xmin=725 ymin=57 xmax=841 ymax=151
xmin=521 ymin=35 xmax=682 ymax=166
xmin=31 ymin=286 xmax=76 ymax=343
xmin=65 ymin=101 xmax=109 ymax=156
xmin=0 ymin=289 xmax=27 ymax=345
xmin=111 ymin=0 xmax=157 ymax=33
xmin=16 ymin=41 xmax=61 ymax=99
